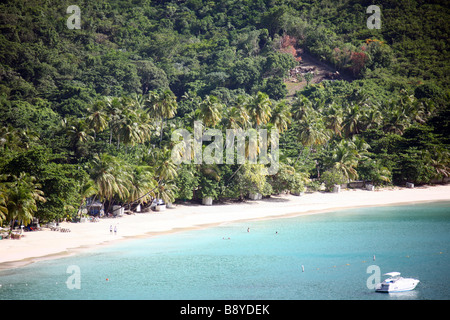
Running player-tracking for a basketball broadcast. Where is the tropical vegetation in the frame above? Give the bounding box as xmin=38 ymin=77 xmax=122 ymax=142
xmin=0 ymin=0 xmax=448 ymax=226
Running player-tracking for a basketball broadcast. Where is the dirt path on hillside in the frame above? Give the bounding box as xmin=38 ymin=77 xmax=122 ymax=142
xmin=285 ymin=51 xmax=354 ymax=99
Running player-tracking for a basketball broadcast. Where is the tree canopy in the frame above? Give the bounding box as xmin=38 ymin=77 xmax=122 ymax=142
xmin=0 ymin=0 xmax=448 ymax=225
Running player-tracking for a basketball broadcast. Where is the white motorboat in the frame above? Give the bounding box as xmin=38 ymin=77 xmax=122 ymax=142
xmin=375 ymin=272 xmax=419 ymax=293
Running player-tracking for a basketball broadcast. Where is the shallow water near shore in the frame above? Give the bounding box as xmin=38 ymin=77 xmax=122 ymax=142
xmin=1 ymin=201 xmax=449 ymax=300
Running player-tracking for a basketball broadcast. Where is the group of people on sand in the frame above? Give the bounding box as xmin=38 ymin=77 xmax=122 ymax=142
xmin=110 ymin=225 xmax=117 ymax=234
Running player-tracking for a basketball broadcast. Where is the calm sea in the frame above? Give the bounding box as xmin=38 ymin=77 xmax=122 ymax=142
xmin=1 ymin=201 xmax=449 ymax=300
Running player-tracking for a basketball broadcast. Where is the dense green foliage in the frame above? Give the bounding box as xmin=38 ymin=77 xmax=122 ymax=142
xmin=0 ymin=0 xmax=448 ymax=225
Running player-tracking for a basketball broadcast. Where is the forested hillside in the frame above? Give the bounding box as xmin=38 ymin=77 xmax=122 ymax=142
xmin=0 ymin=0 xmax=449 ymax=225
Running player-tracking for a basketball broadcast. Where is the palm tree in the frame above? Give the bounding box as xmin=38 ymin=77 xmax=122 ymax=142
xmin=429 ymin=150 xmax=450 ymax=180
xmin=67 ymin=119 xmax=95 ymax=144
xmin=127 ymin=165 xmax=157 ymax=205
xmin=76 ymin=177 xmax=97 ymax=219
xmin=0 ymin=176 xmax=8 ymax=224
xmin=115 ymin=96 xmax=153 ymax=149
xmin=224 ymin=95 xmax=251 ymax=129
xmin=246 ymin=91 xmax=272 ymax=128
xmin=146 ymin=89 xmax=178 ymax=146
xmin=197 ymin=95 xmax=223 ymax=127
xmin=5 ymin=173 xmax=46 ymax=231
xmin=351 ymin=135 xmax=370 ymax=160
xmin=63 ymin=118 xmax=94 ymax=156
xmin=89 ymin=154 xmax=132 ymax=209
xmin=103 ymin=96 xmax=124 ymax=145
xmin=130 ymin=93 xmax=146 ymax=110
xmin=271 ymin=100 xmax=291 ymax=133
xmin=0 ymin=126 xmax=38 ymax=151
xmin=330 ymin=140 xmax=359 ymax=181
xmin=324 ymin=103 xmax=343 ymax=136
xmin=361 ymin=107 xmax=383 ymax=131
xmin=86 ymin=100 xmax=109 ymax=139
xmin=367 ymin=159 xmax=392 ymax=185
xmin=115 ymin=109 xmax=146 ymax=148
xmin=342 ymin=103 xmax=364 ymax=138
xmin=381 ymin=102 xmax=409 ymax=135
xmin=297 ymin=111 xmax=330 ymax=147
xmin=154 ymin=148 xmax=178 ymax=182
xmin=291 ymin=95 xmax=312 ymax=121
xmin=145 ymin=148 xmax=179 ymax=204
xmin=155 ymin=180 xmax=178 ymax=205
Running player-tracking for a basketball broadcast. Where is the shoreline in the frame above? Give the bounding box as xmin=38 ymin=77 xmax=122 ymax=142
xmin=1 ymin=184 xmax=449 ymax=271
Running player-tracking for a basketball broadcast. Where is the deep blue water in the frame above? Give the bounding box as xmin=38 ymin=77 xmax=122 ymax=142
xmin=1 ymin=201 xmax=449 ymax=300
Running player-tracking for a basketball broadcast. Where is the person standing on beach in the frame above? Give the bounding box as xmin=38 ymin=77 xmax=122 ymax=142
xmin=110 ymin=225 xmax=113 ymax=234
xmin=114 ymin=225 xmax=117 ymax=235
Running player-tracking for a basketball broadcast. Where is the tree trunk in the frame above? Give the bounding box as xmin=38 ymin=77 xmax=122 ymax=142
xmin=159 ymin=118 xmax=164 ymax=147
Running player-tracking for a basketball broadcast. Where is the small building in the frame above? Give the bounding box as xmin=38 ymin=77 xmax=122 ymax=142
xmin=87 ymin=201 xmax=104 ymax=216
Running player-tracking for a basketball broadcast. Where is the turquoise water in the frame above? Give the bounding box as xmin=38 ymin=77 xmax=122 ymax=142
xmin=1 ymin=201 xmax=449 ymax=300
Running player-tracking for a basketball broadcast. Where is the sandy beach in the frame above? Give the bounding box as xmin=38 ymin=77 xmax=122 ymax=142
xmin=1 ymin=184 xmax=449 ymax=269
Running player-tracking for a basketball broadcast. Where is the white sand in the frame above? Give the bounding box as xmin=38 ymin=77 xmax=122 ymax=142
xmin=1 ymin=184 xmax=449 ymax=269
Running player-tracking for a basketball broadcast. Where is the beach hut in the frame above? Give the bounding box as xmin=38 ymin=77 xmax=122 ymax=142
xmin=87 ymin=201 xmax=103 ymax=216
